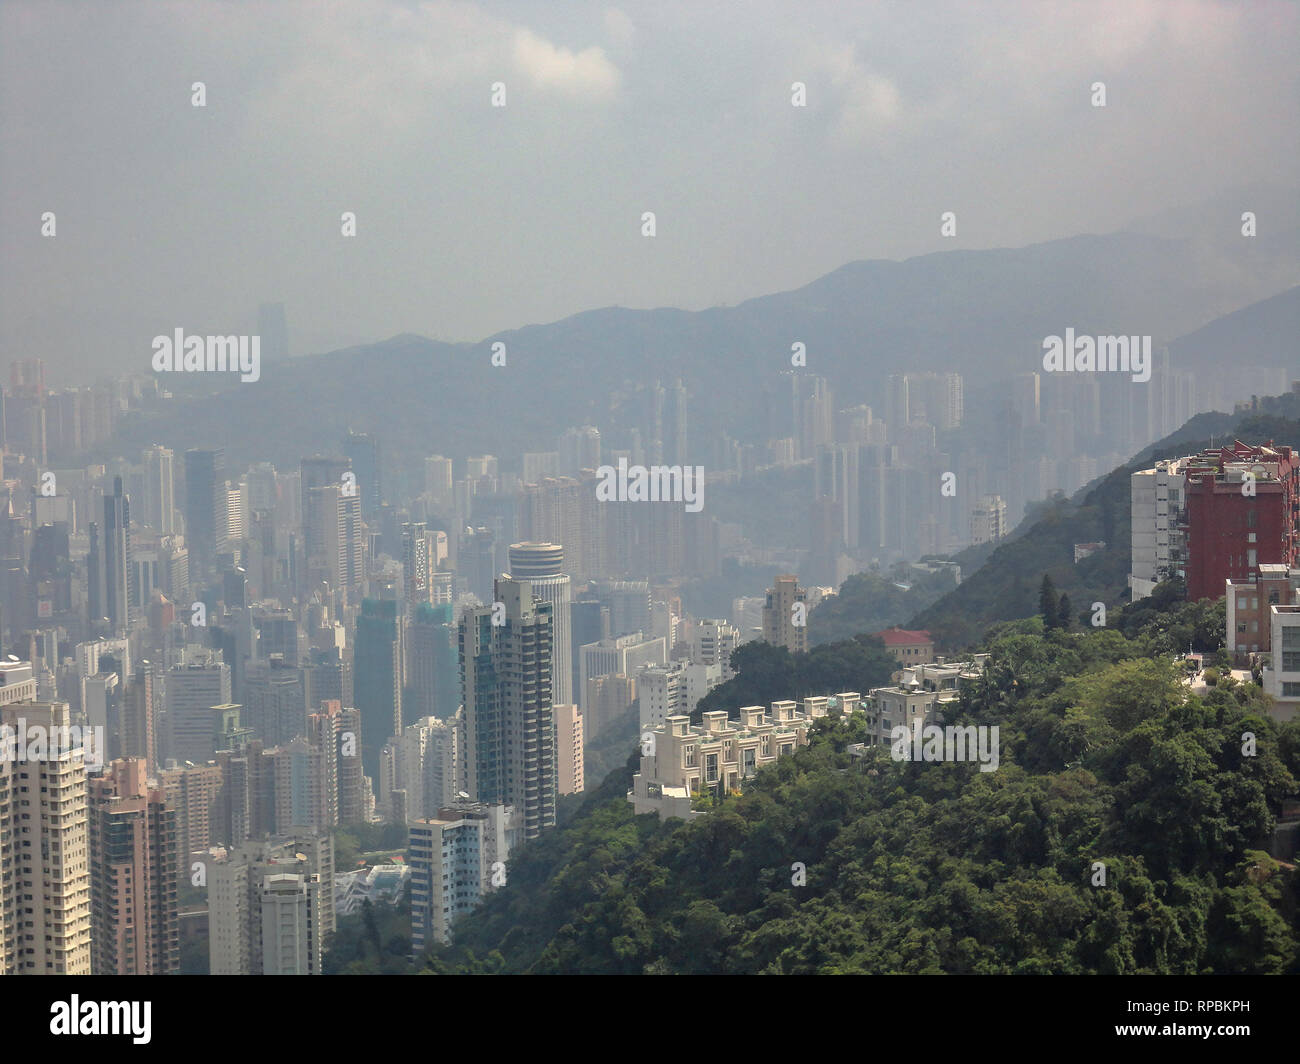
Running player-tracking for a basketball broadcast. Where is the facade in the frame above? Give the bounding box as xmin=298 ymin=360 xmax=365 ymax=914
xmin=969 ymin=494 xmax=1008 ymax=546
xmin=1128 ymin=459 xmax=1188 ymax=599
xmin=856 ymin=659 xmax=986 ymax=748
xmin=159 ymin=761 xmax=223 ymax=882
xmin=1262 ymin=604 xmax=1300 ymax=722
xmin=629 ymin=699 xmax=830 ymax=821
xmin=690 ymin=619 xmax=739 ymax=678
xmin=761 ymin=574 xmax=808 ymax=654
xmin=378 ymin=714 xmax=461 ymax=823
xmin=87 ymin=758 xmax=179 ymax=974
xmin=554 ymin=703 xmax=584 ymax=795
xmin=165 ymin=660 xmax=232 ymax=765
xmin=209 ymin=834 xmax=334 ymax=975
xmin=508 ymin=542 xmax=573 ymax=708
xmin=1184 ymin=441 xmax=1299 ymax=602
xmin=1226 ymin=566 xmax=1300 ymax=661
xmin=0 ymin=700 xmax=93 ymax=974
xmin=408 ymin=802 xmax=515 ymax=956
xmin=460 ymin=576 xmax=556 ymax=840
xmin=355 ymin=598 xmax=404 ymax=778
xmin=578 ymin=631 xmax=665 ymax=714
xmin=183 ymin=448 xmax=226 ymax=581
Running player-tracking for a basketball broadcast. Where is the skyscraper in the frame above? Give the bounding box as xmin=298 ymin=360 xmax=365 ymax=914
xmin=141 ymin=445 xmax=176 ymax=534
xmin=88 ymin=758 xmax=179 ymax=974
xmin=460 ymin=576 xmax=556 ymax=840
xmin=0 ymin=698 xmax=93 ymax=974
xmin=184 ymin=448 xmax=226 ymax=582
xmin=343 ymin=431 xmax=381 ymax=517
xmin=355 ymin=598 xmax=404 ymax=777
xmin=508 ymin=542 xmax=572 ymax=707
xmin=102 ymin=475 xmax=133 ymax=631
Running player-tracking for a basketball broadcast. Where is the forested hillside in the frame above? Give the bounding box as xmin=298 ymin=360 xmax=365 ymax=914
xmin=414 ymin=595 xmax=1300 ymax=975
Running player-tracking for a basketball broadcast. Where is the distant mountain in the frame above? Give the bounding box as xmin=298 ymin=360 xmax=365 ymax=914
xmin=105 ymin=205 xmax=1298 ymax=487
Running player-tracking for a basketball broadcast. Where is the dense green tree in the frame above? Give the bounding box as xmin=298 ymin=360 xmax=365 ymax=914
xmin=1039 ymin=574 xmax=1059 ymax=629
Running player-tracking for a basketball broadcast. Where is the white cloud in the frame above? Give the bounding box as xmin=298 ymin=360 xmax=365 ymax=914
xmin=511 ymin=27 xmax=620 ymax=98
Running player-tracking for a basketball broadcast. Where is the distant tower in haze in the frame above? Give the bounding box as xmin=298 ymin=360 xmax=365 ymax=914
xmin=184 ymin=448 xmax=227 ymax=584
xmin=343 ymin=431 xmax=381 ymax=517
xmin=258 ymin=302 xmax=288 ymax=368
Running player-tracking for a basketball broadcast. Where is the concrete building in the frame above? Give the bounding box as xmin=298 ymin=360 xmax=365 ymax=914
xmin=209 ymin=833 xmax=334 ymax=975
xmin=460 ymin=576 xmax=556 ymax=839
xmin=1184 ymin=441 xmax=1299 ymax=602
xmin=856 ymin=659 xmax=986 ymax=748
xmin=87 ymin=758 xmax=179 ymax=974
xmin=554 ymin=703 xmax=584 ymax=795
xmin=690 ymin=619 xmax=739 ymax=679
xmin=629 ymin=698 xmax=832 ymax=821
xmin=1129 ymin=458 xmax=1188 ymax=600
xmin=872 ymin=627 xmax=936 ymax=666
xmin=508 ymin=542 xmax=573 ymax=708
xmin=636 ymin=660 xmax=686 ymax=731
xmin=165 ymin=660 xmax=232 ymax=765
xmin=578 ymin=631 xmax=665 ymax=716
xmin=0 ymin=699 xmax=93 ymax=974
xmin=378 ymin=714 xmax=461 ymax=823
xmin=761 ymin=575 xmax=808 ymax=654
xmin=409 ymin=802 xmax=516 ymax=955
xmin=159 ymin=761 xmax=223 ymax=883
xmin=1263 ymin=604 xmax=1300 ymax=722
xmin=969 ymin=494 xmax=1008 ymax=547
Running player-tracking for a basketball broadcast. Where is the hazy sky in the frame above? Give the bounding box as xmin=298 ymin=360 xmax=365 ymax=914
xmin=2 ymin=0 xmax=1297 ymax=375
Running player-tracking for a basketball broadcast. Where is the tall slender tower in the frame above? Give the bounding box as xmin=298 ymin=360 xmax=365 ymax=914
xmin=507 ymin=542 xmax=572 ymax=707
xmin=459 ymin=576 xmax=555 ymax=840
xmin=88 ymin=758 xmax=179 ymax=974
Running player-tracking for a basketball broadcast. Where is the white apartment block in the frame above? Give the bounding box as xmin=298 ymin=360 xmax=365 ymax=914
xmin=0 ymin=700 xmax=93 ymax=974
xmin=637 ymin=661 xmax=685 ymax=731
xmin=856 ymin=659 xmax=987 ymax=749
xmin=1263 ymin=605 xmax=1300 ymax=723
xmin=409 ymin=802 xmax=516 ymax=956
xmin=1128 ymin=458 xmax=1187 ymax=600
xmin=628 ymin=697 xmax=835 ymax=821
xmin=691 ymin=620 xmax=739 ymax=678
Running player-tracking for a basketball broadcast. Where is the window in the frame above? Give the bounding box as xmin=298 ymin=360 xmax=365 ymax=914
xmin=1247 ymin=509 xmax=1258 ymax=529
xmin=1283 ymin=682 xmax=1300 ymax=698
xmin=1283 ymin=652 xmax=1300 ymax=672
xmin=742 ymin=748 xmax=756 ymax=776
xmin=682 ymin=744 xmax=697 ymax=768
xmin=779 ymin=743 xmax=794 ymax=757
xmin=1283 ymin=627 xmax=1300 ymax=650
xmin=705 ymin=753 xmax=718 ymax=783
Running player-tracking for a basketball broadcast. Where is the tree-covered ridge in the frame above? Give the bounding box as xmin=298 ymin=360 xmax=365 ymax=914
xmin=807 ymin=566 xmax=958 ymax=647
xmin=418 ymin=598 xmax=1300 ymax=975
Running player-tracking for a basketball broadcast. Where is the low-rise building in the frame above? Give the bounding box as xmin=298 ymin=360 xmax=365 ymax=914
xmin=872 ymin=627 xmax=936 ymax=665
xmin=628 ymin=696 xmax=841 ymax=821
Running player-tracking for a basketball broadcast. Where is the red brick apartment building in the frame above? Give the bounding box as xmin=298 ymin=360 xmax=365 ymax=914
xmin=1184 ymin=441 xmax=1299 ymax=602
